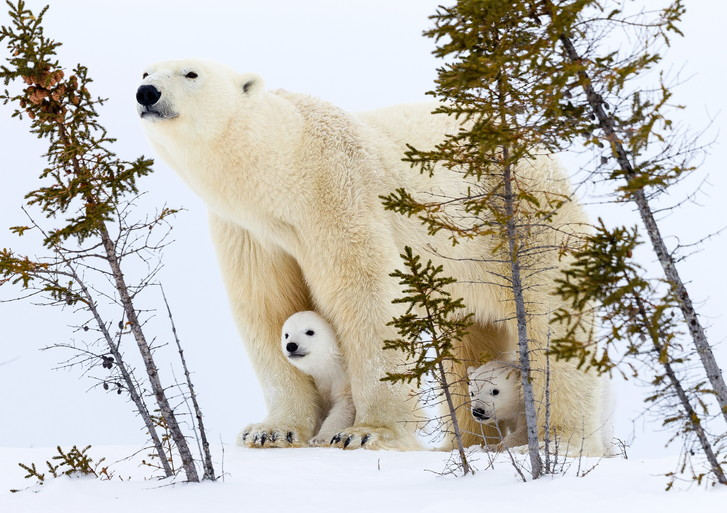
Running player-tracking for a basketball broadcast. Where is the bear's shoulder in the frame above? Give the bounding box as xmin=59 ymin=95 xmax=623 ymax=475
xmin=271 ymin=89 xmax=349 ymax=122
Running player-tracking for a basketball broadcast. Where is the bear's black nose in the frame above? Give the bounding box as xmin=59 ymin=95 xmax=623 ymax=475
xmin=472 ymin=408 xmax=489 ymax=421
xmin=286 ymin=342 xmax=298 ymax=353
xmin=136 ymin=85 xmax=161 ymax=106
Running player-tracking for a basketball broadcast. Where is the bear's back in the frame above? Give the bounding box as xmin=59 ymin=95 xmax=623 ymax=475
xmin=355 ymin=102 xmax=458 ymax=154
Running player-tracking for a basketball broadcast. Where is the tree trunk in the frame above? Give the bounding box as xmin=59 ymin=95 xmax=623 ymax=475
xmin=65 ymin=262 xmax=174 ymax=477
xmin=98 ymin=224 xmax=199 ymax=482
xmin=503 ymin=152 xmax=543 ymax=480
xmin=543 ymin=332 xmax=553 ymax=474
xmin=632 ymin=292 xmax=727 ymax=485
xmin=559 ymin=33 xmax=727 ymax=428
xmin=436 ymin=358 xmax=472 ymax=475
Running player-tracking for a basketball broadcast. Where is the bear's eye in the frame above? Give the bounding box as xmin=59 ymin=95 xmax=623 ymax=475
xmin=470 ymin=392 xmax=474 ymax=397
xmin=305 ymin=330 xmax=315 ymax=336
xmin=284 ymin=333 xmax=289 ymax=339
xmin=185 ymin=71 xmax=198 ymax=79
xmin=142 ymin=72 xmax=148 ymax=79
xmin=491 ymin=389 xmax=500 ymax=396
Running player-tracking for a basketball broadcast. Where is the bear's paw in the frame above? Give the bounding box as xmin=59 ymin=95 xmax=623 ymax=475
xmin=487 ymin=441 xmax=537 ymax=454
xmin=307 ymin=436 xmax=332 ymax=447
xmin=238 ymin=423 xmax=307 ymax=448
xmin=329 ymin=426 xmax=420 ymax=451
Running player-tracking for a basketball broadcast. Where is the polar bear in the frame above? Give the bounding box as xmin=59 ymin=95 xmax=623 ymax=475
xmin=136 ymin=58 xmax=607 ymax=454
xmin=468 ymin=362 xmax=527 ymax=450
xmin=468 ymin=361 xmax=616 ymax=455
xmin=281 ymin=311 xmax=355 ymax=445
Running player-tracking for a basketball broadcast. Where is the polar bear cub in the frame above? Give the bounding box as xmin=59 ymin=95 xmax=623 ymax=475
xmin=281 ymin=311 xmax=356 ymax=445
xmin=468 ymin=361 xmax=527 ymax=449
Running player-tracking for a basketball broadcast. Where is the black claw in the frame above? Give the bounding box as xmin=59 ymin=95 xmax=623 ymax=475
xmin=260 ymin=433 xmax=267 ymax=446
xmin=331 ymin=433 xmax=342 ymax=445
xmin=270 ymin=432 xmax=278 ymax=443
xmin=361 ymin=434 xmax=370 ymax=447
xmin=242 ymin=432 xmax=249 ymax=442
xmin=343 ymin=435 xmax=354 ymax=448
xmin=253 ymin=434 xmax=260 ymax=444
xmin=286 ymin=431 xmax=294 ymax=443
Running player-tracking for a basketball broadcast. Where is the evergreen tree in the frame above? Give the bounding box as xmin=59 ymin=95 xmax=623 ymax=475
xmin=0 ymin=1 xmax=214 ymax=481
xmin=555 ymin=220 xmax=726 ymax=486
xmin=539 ymin=0 xmax=726 ymax=485
xmin=382 ymin=247 xmax=474 ymax=475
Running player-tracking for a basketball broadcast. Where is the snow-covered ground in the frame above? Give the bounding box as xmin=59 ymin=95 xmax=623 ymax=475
xmin=2 ymin=445 xmax=726 ymax=513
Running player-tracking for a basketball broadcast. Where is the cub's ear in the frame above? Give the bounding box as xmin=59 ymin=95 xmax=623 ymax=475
xmin=239 ymin=72 xmax=264 ymax=96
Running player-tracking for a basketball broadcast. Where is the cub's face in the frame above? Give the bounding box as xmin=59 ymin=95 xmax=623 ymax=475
xmin=136 ymin=59 xmax=262 ymax=139
xmin=281 ymin=311 xmax=340 ymax=376
xmin=467 ymin=363 xmax=521 ymax=424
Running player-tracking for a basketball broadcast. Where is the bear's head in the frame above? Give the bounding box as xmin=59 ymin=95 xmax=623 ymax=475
xmin=136 ymin=59 xmax=263 ymax=141
xmin=281 ymin=311 xmax=342 ymax=377
xmin=467 ymin=362 xmax=521 ymax=424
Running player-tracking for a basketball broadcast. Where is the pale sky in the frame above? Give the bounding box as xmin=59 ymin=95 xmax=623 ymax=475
xmin=0 ymin=1 xmax=725 ymax=457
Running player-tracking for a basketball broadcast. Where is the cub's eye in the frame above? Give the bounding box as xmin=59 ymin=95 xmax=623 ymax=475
xmin=470 ymin=392 xmax=474 ymax=397
xmin=284 ymin=333 xmax=289 ymax=339
xmin=491 ymin=389 xmax=500 ymax=396
xmin=142 ymin=72 xmax=148 ymax=79
xmin=305 ymin=330 xmax=315 ymax=336
xmin=185 ymin=71 xmax=198 ymax=79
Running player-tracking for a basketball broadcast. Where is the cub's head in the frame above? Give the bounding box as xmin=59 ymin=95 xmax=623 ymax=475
xmin=136 ymin=59 xmax=263 ymax=139
xmin=467 ymin=362 xmax=521 ymax=424
xmin=281 ymin=311 xmax=340 ymax=376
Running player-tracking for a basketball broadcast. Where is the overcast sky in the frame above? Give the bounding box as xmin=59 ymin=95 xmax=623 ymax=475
xmin=1 ymin=1 xmax=725 ymax=457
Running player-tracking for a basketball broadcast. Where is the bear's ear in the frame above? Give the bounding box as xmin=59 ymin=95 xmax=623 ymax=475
xmin=467 ymin=366 xmax=476 ymax=376
xmin=239 ymin=72 xmax=264 ymax=96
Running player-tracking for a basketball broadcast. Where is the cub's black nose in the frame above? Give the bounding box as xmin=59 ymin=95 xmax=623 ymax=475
xmin=286 ymin=342 xmax=298 ymax=353
xmin=136 ymin=85 xmax=161 ymax=106
xmin=472 ymin=408 xmax=489 ymax=421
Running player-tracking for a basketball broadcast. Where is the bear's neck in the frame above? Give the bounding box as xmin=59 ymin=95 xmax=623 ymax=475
xmin=147 ymin=92 xmax=305 ymax=230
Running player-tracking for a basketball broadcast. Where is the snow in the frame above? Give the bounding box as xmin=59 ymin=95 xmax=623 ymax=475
xmin=2 ymin=446 xmax=725 ymax=513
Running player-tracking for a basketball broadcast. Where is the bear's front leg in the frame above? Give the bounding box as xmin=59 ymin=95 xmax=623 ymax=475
xmin=301 ymin=225 xmax=421 ymax=451
xmin=209 ymin=215 xmax=320 ymax=448
xmin=308 ymin=393 xmax=356 ymax=446
xmin=499 ymin=418 xmax=528 ymax=450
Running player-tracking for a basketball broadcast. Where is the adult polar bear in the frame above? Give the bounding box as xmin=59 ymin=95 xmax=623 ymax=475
xmin=137 ymin=59 xmax=607 ymax=454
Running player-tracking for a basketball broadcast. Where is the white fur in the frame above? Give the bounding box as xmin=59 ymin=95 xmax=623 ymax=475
xmin=281 ymin=311 xmax=355 ymax=445
xmin=138 ymin=59 xmax=608 ymax=454
xmin=598 ymin=373 xmax=616 ymax=456
xmin=468 ymin=362 xmax=527 ymax=449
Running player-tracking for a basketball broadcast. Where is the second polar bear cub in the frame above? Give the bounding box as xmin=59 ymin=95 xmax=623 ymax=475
xmin=468 ymin=361 xmax=527 ymax=450
xmin=281 ymin=311 xmax=356 ymax=445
